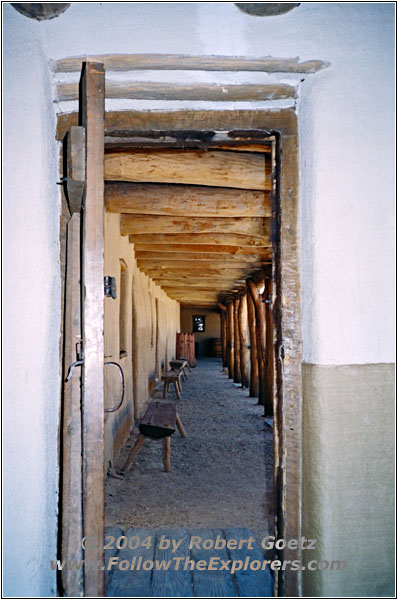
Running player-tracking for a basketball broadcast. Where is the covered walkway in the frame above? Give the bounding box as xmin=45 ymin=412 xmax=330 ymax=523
xmin=106 ymin=359 xmax=273 ymax=534
xmin=105 ymin=358 xmax=274 ymax=596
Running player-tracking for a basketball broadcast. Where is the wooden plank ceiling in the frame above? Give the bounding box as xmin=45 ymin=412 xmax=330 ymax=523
xmin=104 ymin=147 xmax=272 ymax=307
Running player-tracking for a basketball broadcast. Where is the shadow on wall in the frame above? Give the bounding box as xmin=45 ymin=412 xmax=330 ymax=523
xmin=180 ymin=308 xmax=221 ymax=357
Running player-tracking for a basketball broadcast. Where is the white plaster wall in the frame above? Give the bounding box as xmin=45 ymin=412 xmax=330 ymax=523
xmin=297 ymin=4 xmax=395 ymax=364
xmin=35 ymin=1 xmax=394 ymax=365
xmin=3 ymin=7 xmax=60 ymax=597
xmin=3 ymin=3 xmax=395 ymax=596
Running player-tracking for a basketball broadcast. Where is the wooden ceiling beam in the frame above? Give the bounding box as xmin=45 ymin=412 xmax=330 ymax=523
xmin=162 ymin=287 xmax=242 ymax=295
xmin=104 ymin=150 xmax=271 ymax=190
xmin=151 ymin=277 xmax=247 ymax=287
xmin=135 ymin=251 xmax=270 ymax=262
xmin=128 ymin=233 xmax=271 ymax=247
xmin=105 ymin=183 xmax=271 ymax=217
xmin=140 ymin=264 xmax=256 ymax=274
xmin=121 ymin=214 xmax=270 ymax=237
xmin=133 ymin=243 xmax=272 ymax=256
xmin=137 ymin=260 xmax=265 ymax=272
xmin=180 ymin=303 xmax=219 ymax=308
xmin=210 ymin=143 xmax=271 ymax=153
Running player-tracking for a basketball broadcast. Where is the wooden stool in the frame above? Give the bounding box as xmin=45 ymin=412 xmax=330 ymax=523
xmin=169 ymin=359 xmax=189 ymax=381
xmin=161 ymin=370 xmax=182 ymax=400
xmin=178 ymin=356 xmax=192 ymax=371
xmin=122 ymin=401 xmax=187 ymax=473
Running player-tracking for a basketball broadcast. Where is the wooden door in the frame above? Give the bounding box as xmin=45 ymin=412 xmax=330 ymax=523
xmin=62 ymin=61 xmax=105 ymax=597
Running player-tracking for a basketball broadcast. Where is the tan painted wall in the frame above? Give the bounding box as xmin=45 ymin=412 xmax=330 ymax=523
xmin=180 ymin=308 xmax=221 ymax=357
xmin=104 ymin=213 xmax=180 ymax=469
xmin=302 ymin=363 xmax=395 ymax=597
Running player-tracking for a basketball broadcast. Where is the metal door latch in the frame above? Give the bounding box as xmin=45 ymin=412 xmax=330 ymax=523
xmin=65 ymin=341 xmax=84 ymax=382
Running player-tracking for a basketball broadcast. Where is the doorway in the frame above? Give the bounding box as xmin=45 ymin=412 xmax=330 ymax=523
xmin=58 ymin=68 xmax=302 ymax=596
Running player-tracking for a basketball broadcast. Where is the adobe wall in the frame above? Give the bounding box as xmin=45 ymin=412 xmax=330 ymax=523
xmin=180 ymin=308 xmax=221 ymax=357
xmin=104 ymin=213 xmax=180 ymax=470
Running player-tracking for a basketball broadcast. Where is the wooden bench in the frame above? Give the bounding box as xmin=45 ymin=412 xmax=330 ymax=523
xmin=178 ymin=356 xmax=192 ymax=371
xmin=169 ymin=359 xmax=189 ymax=381
xmin=161 ymin=370 xmax=183 ymax=400
xmin=122 ymin=401 xmax=187 ymax=473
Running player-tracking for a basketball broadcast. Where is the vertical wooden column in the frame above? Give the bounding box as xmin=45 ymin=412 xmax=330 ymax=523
xmin=218 ymin=303 xmax=228 ymax=369
xmin=221 ymin=310 xmax=228 ymax=368
xmin=247 ymin=278 xmax=273 ymax=415
xmin=81 ymin=61 xmax=105 ymax=597
xmin=238 ymin=293 xmax=250 ymax=389
xmin=226 ymin=301 xmax=234 ymax=379
xmin=264 ymin=277 xmax=275 ymax=414
xmin=247 ymin=290 xmax=259 ymax=397
xmin=62 ymin=214 xmax=83 ymax=596
xmin=233 ymin=297 xmax=241 ymax=384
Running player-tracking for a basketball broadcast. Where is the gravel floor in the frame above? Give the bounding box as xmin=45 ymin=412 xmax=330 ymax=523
xmin=105 ymin=358 xmax=274 ymax=539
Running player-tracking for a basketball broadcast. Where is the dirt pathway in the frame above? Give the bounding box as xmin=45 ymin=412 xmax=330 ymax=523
xmin=105 ymin=359 xmax=274 ymax=538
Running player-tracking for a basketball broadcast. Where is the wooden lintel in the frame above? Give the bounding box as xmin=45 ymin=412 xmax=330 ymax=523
xmin=57 ymin=107 xmax=297 ymax=141
xmin=52 ymin=53 xmax=329 ymax=74
xmin=57 ymin=80 xmax=297 ymax=103
xmin=105 ymin=183 xmax=271 ymax=217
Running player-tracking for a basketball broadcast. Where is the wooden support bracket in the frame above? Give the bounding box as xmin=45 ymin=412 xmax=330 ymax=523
xmin=66 ymin=125 xmax=85 ymax=213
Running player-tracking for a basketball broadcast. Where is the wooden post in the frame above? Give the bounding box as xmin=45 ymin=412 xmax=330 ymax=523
xmin=81 ymin=61 xmax=105 ymax=597
xmin=226 ymin=301 xmax=234 ymax=379
xmin=264 ymin=277 xmax=275 ymax=413
xmin=222 ymin=310 xmax=228 ymax=368
xmin=233 ymin=296 xmax=242 ymax=384
xmin=238 ymin=293 xmax=250 ymax=389
xmin=61 ymin=213 xmax=83 ymax=596
xmin=247 ymin=290 xmax=259 ymax=398
xmin=247 ymin=278 xmax=272 ymax=414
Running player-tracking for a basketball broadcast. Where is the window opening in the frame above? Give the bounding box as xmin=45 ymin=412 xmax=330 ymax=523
xmin=192 ymin=315 xmax=205 ymax=333
xmin=119 ymin=259 xmax=128 ymax=358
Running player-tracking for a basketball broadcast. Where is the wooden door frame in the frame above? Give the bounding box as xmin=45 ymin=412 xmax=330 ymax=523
xmin=59 ymin=62 xmax=106 ymax=597
xmin=58 ymin=107 xmax=301 ymax=596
